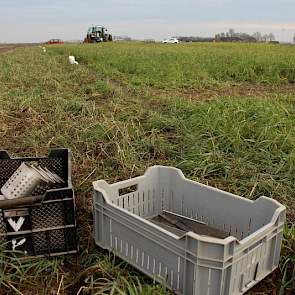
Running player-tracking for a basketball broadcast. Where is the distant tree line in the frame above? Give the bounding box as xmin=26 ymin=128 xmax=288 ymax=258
xmin=215 ymin=29 xmax=276 ymax=42
xmin=176 ymin=29 xmax=277 ymax=43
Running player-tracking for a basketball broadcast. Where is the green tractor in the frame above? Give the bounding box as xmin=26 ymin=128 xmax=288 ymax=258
xmin=84 ymin=26 xmax=113 ymax=43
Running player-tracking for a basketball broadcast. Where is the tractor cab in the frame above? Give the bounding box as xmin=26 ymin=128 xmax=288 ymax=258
xmin=84 ymin=26 xmax=112 ymax=43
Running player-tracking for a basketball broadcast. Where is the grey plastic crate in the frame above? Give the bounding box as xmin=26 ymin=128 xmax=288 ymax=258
xmin=93 ymin=166 xmax=286 ymax=295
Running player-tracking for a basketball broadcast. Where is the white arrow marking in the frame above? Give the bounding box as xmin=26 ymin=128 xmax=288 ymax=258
xmin=8 ymin=217 xmax=25 ymax=232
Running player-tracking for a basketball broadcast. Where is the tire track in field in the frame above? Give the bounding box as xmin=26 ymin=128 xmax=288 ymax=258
xmin=0 ymin=46 xmax=16 ymax=54
xmin=153 ymin=84 xmax=295 ymax=101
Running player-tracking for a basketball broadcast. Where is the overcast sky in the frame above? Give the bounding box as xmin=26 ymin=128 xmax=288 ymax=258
xmin=1 ymin=0 xmax=295 ymax=43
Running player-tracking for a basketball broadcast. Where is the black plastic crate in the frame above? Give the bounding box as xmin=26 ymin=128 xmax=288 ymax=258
xmin=0 ymin=149 xmax=78 ymax=257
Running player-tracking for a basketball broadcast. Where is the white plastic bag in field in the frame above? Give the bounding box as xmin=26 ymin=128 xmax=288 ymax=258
xmin=69 ymin=56 xmax=78 ymax=65
xmin=42 ymin=47 xmax=46 ymax=53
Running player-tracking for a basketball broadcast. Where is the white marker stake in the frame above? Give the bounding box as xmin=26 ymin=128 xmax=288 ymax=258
xmin=69 ymin=56 xmax=79 ymax=65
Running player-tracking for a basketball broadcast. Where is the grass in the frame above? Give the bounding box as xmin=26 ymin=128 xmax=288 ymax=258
xmin=0 ymin=42 xmax=294 ymax=294
xmin=53 ymin=42 xmax=295 ymax=88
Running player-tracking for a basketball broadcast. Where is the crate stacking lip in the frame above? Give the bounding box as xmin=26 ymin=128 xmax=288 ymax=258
xmin=93 ymin=166 xmax=285 ymax=295
xmin=0 ymin=149 xmax=78 ymax=257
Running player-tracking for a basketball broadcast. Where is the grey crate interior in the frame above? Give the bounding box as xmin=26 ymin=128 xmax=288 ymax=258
xmin=93 ymin=166 xmax=286 ymax=295
xmin=0 ymin=149 xmax=78 ymax=257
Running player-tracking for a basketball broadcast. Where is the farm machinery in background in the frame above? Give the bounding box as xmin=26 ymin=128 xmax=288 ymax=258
xmin=84 ymin=26 xmax=113 ymax=43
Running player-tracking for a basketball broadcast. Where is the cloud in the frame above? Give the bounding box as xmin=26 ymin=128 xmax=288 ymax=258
xmin=207 ymin=22 xmax=295 ymax=31
xmin=0 ymin=1 xmax=295 ymax=42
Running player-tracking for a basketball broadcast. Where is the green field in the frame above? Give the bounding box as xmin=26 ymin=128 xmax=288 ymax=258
xmin=0 ymin=42 xmax=294 ymax=294
xmin=53 ymin=42 xmax=295 ymax=88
